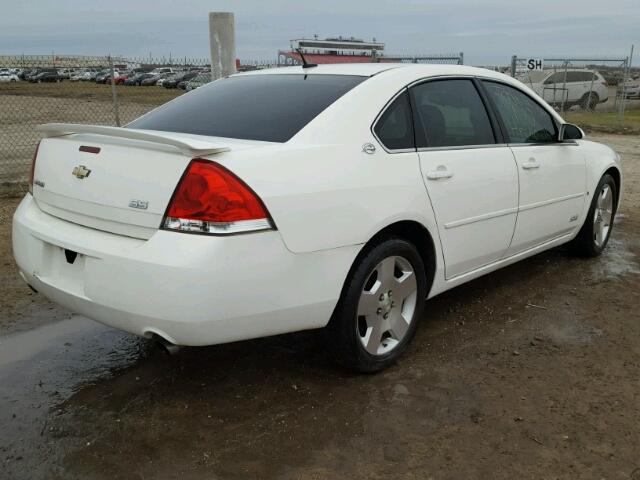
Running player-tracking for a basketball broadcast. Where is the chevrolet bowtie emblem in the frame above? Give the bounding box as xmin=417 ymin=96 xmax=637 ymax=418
xmin=72 ymin=165 xmax=91 ymax=179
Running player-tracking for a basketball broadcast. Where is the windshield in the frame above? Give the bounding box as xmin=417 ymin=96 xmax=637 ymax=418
xmin=128 ymin=74 xmax=366 ymax=142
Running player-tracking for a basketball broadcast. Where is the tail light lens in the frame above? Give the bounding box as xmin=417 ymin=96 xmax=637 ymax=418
xmin=163 ymin=158 xmax=274 ymax=235
xmin=28 ymin=141 xmax=41 ymax=194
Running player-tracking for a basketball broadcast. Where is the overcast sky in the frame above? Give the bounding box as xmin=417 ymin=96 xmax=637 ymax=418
xmin=0 ymin=0 xmax=637 ymax=65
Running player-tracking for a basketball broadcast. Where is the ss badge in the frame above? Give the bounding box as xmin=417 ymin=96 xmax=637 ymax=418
xmin=129 ymin=199 xmax=149 ymax=210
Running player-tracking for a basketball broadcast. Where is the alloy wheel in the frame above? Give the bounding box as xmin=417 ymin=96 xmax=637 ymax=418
xmin=356 ymin=255 xmax=418 ymax=356
xmin=593 ymin=183 xmax=613 ymax=247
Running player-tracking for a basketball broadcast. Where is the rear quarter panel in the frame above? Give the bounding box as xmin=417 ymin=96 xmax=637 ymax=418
xmin=215 ymin=143 xmax=437 ymax=255
xmin=212 ymin=68 xmax=443 ymax=255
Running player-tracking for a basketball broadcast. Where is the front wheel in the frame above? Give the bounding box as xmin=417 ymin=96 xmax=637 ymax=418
xmin=326 ymin=237 xmax=427 ymax=372
xmin=569 ymin=174 xmax=617 ymax=257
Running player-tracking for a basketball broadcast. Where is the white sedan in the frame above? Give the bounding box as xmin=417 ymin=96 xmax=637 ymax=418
xmin=0 ymin=72 xmax=19 ymax=82
xmin=13 ymin=64 xmax=621 ymax=372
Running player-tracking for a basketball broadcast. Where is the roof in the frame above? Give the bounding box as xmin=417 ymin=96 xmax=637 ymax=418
xmin=238 ymin=63 xmax=508 ymax=80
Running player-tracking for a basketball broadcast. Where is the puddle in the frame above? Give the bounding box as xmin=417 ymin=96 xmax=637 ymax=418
xmin=590 ymin=229 xmax=640 ymax=280
xmin=0 ymin=316 xmax=149 ymax=477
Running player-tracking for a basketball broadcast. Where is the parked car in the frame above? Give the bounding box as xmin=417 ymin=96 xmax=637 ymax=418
xmin=621 ymin=78 xmax=640 ymax=99
xmin=140 ymin=74 xmax=163 ymax=86
xmin=58 ymin=69 xmax=73 ymax=79
xmin=185 ymin=72 xmax=211 ymax=91
xmin=149 ymin=67 xmax=175 ymax=75
xmin=123 ymin=73 xmax=155 ymax=86
xmin=18 ymin=69 xmax=35 ymax=80
xmin=141 ymin=72 xmax=173 ymax=86
xmin=114 ymin=74 xmax=129 ymax=85
xmin=163 ymin=71 xmax=197 ymax=89
xmin=522 ymin=69 xmax=608 ymax=110
xmin=0 ymin=72 xmax=20 ymax=82
xmin=30 ymin=70 xmax=63 ymax=83
xmin=24 ymin=69 xmax=51 ymax=82
xmin=102 ymin=72 xmax=125 ymax=85
xmin=94 ymin=70 xmax=113 ymax=84
xmin=17 ymin=64 xmax=621 ymax=372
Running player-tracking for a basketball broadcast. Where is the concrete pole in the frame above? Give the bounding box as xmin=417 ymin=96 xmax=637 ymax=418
xmin=209 ymin=12 xmax=236 ymax=80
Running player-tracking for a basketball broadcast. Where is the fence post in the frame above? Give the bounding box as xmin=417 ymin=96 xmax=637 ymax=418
xmin=559 ymin=61 xmax=569 ymax=113
xmin=459 ymin=52 xmax=464 ymax=65
xmin=620 ymin=44 xmax=634 ymax=120
xmin=109 ymin=55 xmax=121 ymax=127
xmin=510 ymin=55 xmax=517 ymax=77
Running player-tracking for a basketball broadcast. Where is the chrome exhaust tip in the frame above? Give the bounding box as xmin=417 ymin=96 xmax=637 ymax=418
xmin=149 ymin=333 xmax=181 ymax=355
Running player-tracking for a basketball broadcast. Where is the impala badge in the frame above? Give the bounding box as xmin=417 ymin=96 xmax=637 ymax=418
xmin=72 ymin=165 xmax=91 ymax=179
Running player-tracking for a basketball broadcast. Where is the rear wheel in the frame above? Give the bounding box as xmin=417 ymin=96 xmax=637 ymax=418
xmin=569 ymin=174 xmax=617 ymax=257
xmin=580 ymin=92 xmax=599 ymax=110
xmin=327 ymin=237 xmax=427 ymax=372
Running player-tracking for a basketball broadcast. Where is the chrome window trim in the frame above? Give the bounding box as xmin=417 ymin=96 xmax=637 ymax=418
xmin=417 ymin=143 xmax=508 ymax=153
xmin=371 ymin=74 xmax=573 ymax=154
xmin=508 ymin=141 xmax=578 ymax=148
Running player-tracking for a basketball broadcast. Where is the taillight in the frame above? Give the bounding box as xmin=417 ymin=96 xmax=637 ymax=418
xmin=163 ymin=158 xmax=273 ymax=235
xmin=28 ymin=140 xmax=41 ymax=194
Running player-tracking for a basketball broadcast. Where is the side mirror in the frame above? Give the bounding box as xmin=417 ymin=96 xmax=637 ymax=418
xmin=559 ymin=123 xmax=584 ymax=141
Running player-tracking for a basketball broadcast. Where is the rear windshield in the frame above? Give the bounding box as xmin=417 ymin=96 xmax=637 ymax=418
xmin=128 ymin=74 xmax=366 ymax=142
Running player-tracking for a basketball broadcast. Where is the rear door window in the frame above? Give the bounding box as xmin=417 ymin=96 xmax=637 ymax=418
xmin=410 ymin=79 xmax=495 ymax=148
xmin=129 ymin=74 xmax=366 ymax=143
xmin=373 ymin=90 xmax=415 ymax=150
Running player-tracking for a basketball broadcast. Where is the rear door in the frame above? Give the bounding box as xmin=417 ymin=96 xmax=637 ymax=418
xmin=410 ymin=78 xmax=519 ymax=279
xmin=481 ymin=80 xmax=586 ymax=254
xmin=565 ymin=71 xmax=589 ymax=103
xmin=542 ymin=72 xmax=568 ymax=105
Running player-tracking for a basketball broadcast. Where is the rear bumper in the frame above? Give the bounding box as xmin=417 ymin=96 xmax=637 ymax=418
xmin=12 ymin=195 xmax=359 ymax=346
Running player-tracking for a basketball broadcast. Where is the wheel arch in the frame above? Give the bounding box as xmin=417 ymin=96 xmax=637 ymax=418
xmin=603 ymin=166 xmax=621 ymax=208
xmin=342 ymin=220 xmax=439 ymax=300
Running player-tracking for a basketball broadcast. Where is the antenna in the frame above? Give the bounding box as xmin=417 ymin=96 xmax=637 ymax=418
xmin=295 ymin=48 xmax=317 ymax=69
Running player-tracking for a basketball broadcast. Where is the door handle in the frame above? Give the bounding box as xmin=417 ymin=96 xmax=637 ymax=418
xmin=426 ymin=166 xmax=453 ymax=180
xmin=522 ymin=158 xmax=540 ymax=170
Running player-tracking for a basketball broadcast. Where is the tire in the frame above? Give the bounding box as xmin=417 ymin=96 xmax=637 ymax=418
xmin=580 ymin=92 xmax=599 ymax=110
xmin=569 ymin=174 xmax=617 ymax=257
xmin=326 ymin=237 xmax=427 ymax=373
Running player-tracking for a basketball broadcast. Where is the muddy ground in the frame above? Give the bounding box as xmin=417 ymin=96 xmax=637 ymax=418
xmin=1 ymin=133 xmax=639 ymax=479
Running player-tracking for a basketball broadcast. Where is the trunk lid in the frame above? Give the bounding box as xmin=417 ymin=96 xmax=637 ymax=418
xmin=31 ymin=124 xmax=253 ymax=239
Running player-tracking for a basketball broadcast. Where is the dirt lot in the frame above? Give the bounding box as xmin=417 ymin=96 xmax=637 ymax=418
xmin=0 ymin=133 xmax=639 ymax=479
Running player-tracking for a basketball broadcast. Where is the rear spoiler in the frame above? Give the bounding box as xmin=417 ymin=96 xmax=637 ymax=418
xmin=36 ymin=123 xmax=230 ymax=157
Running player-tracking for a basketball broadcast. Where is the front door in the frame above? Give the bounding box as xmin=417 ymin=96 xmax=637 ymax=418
xmin=481 ymin=80 xmax=587 ymax=255
xmin=410 ymin=78 xmax=519 ymax=279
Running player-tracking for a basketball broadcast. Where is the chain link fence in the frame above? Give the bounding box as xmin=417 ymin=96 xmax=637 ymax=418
xmin=0 ymin=55 xmax=215 ymax=194
xmin=0 ymin=52 xmax=469 ymax=194
xmin=509 ymin=55 xmax=636 ymax=117
xmin=5 ymin=51 xmax=636 ymax=194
